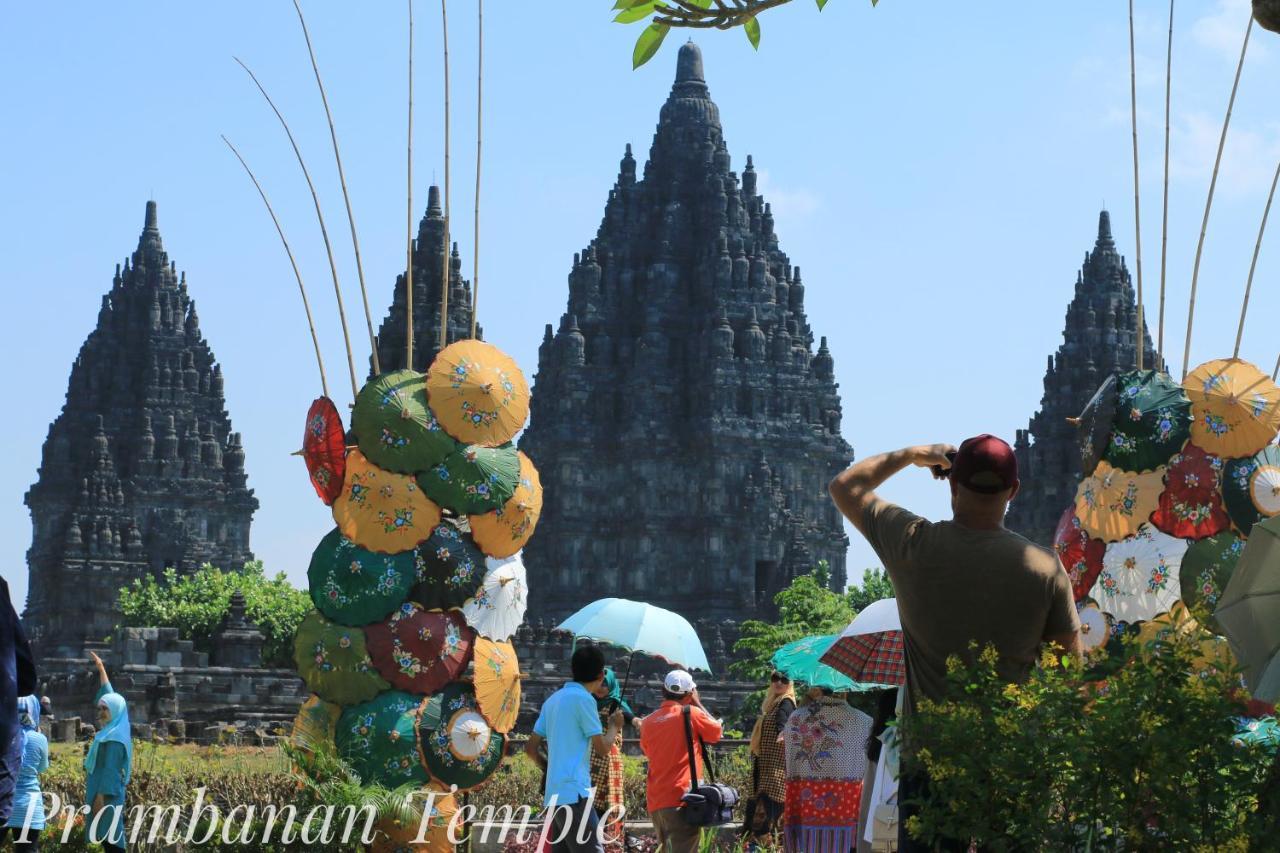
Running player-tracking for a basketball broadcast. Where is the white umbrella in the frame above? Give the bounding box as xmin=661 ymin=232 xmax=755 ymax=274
xmin=448 ymin=709 xmax=494 ymax=761
xmin=461 ymin=553 xmax=528 ymax=642
xmin=1094 ymin=524 xmax=1188 ymax=624
xmin=841 ymin=598 xmax=901 ymax=635
xmin=555 ymin=598 xmax=711 ymax=673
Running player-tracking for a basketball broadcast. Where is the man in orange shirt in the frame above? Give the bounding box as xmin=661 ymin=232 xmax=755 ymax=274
xmin=638 ymin=670 xmax=723 ymax=853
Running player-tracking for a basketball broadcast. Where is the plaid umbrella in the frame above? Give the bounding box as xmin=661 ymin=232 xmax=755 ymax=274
xmin=819 ymin=599 xmax=906 ymax=687
xmin=307 ymin=527 xmax=417 ymax=627
xmin=1150 ymin=444 xmax=1230 ymax=540
xmin=293 ymin=610 xmax=389 ymax=706
xmin=1105 ymin=370 xmax=1192 ymax=473
xmin=336 ymin=690 xmax=430 ymax=788
xmin=366 ymin=603 xmax=474 ymax=694
xmin=417 ymin=682 xmax=506 ymax=791
xmin=417 ymin=443 xmax=520 ymax=515
xmin=1223 ymin=446 xmax=1280 ymax=534
xmin=410 ymin=522 xmax=487 ymax=611
xmin=302 ymin=397 xmax=346 ymax=505
xmin=353 ymin=369 xmax=460 ymax=474
xmin=1053 ymin=506 xmax=1106 ymax=601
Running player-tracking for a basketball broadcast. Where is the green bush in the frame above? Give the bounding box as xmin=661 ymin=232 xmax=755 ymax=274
xmin=900 ymin=630 xmax=1275 ymax=851
xmin=117 ymin=560 xmax=310 ymax=668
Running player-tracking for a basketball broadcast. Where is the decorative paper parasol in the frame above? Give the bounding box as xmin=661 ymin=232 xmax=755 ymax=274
xmin=1223 ymin=446 xmax=1280 ymax=534
xmin=366 ymin=603 xmax=474 ymax=694
xmin=1134 ymin=602 xmax=1237 ymax=679
xmin=336 ymin=690 xmax=430 ymax=788
xmin=426 ymin=340 xmax=530 ymax=447
xmin=1105 ymin=370 xmax=1192 ymax=473
xmin=418 ymin=443 xmax=520 ymax=515
xmin=1179 ymin=532 xmax=1245 ymax=635
xmin=1075 ymin=374 xmax=1118 ymax=477
xmin=772 ymin=634 xmax=873 ymax=692
xmin=555 ymin=597 xmax=711 ymax=672
xmin=473 ymin=636 xmax=521 ymax=733
xmin=333 ymin=449 xmax=441 ymax=555
xmin=308 ymin=527 xmax=417 ymax=626
xmin=1150 ymin=444 xmax=1230 ymax=540
xmin=1077 ymin=604 xmax=1110 ymax=653
xmin=1074 ymin=461 xmax=1164 ymax=542
xmin=291 ymin=694 xmax=340 ymax=752
xmin=369 ymin=787 xmax=459 ymax=853
xmin=353 ymin=369 xmax=460 ymax=474
xmin=416 ymin=682 xmax=506 ymax=791
xmin=1184 ymin=359 xmax=1280 ymax=458
xmin=410 ymin=522 xmax=487 ymax=611
xmin=294 ymin=610 xmax=389 ymax=706
xmin=1215 ymin=514 xmax=1280 ymax=702
xmin=819 ymin=598 xmax=906 ymax=687
xmin=303 ymin=397 xmax=347 ymax=505
xmin=462 ymin=555 xmax=529 ymax=643
xmin=1053 ymin=506 xmax=1106 ymax=601
xmin=469 ymin=452 xmax=542 ymax=558
xmin=1093 ymin=525 xmax=1188 ymax=623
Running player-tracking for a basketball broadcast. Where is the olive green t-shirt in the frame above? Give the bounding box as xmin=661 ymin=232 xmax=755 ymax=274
xmin=862 ymin=501 xmax=1080 ymax=713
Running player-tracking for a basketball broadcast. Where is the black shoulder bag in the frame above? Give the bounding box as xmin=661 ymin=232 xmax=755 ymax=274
xmin=678 ymin=705 xmax=740 ymax=827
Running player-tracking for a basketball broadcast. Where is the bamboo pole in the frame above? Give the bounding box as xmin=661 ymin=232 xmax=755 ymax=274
xmin=439 ymin=0 xmax=452 ymax=350
xmin=234 ymin=58 xmax=359 ymax=400
xmin=471 ymin=0 xmax=483 ymax=341
xmin=222 ymin=136 xmax=330 ymax=399
xmin=407 ymin=0 xmax=416 ymax=371
xmin=1182 ymin=16 xmax=1253 ymax=378
xmin=1128 ymin=0 xmax=1145 ymax=371
xmin=291 ymin=0 xmax=381 ymax=377
xmin=1158 ymin=0 xmax=1174 ymax=358
xmin=1233 ymin=157 xmax=1280 ymax=358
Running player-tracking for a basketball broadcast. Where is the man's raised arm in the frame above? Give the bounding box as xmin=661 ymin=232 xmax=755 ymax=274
xmin=828 ymin=444 xmax=955 ymax=536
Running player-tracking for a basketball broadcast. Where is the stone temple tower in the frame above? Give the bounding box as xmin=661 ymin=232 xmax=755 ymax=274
xmin=23 ymin=201 xmax=258 ymax=659
xmin=372 ymin=185 xmax=479 ymax=375
xmin=1005 ymin=210 xmax=1162 ymax=546
xmin=519 ymin=42 xmax=853 ymax=625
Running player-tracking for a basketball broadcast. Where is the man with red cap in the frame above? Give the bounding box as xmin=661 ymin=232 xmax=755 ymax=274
xmin=829 ymin=436 xmax=1080 ymax=852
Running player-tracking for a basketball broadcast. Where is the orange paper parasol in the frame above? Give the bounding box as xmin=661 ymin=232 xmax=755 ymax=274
xmin=1183 ymin=358 xmax=1280 ymax=458
xmin=290 ymin=694 xmax=340 ymax=752
xmin=369 ymin=787 xmax=459 ymax=853
xmin=473 ymin=636 xmax=521 ymax=733
xmin=333 ymin=449 xmax=441 ymax=555
xmin=1074 ymin=460 xmax=1164 ymax=542
xmin=470 ymin=452 xmax=542 ymax=558
xmin=426 ymin=340 xmax=530 ymax=447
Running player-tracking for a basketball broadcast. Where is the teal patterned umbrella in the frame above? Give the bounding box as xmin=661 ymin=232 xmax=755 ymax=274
xmin=293 ymin=611 xmax=389 ymax=706
xmin=771 ymin=634 xmax=869 ymax=692
xmin=417 ymin=444 xmax=520 ymax=515
xmin=1224 ymin=446 xmax=1280 ymax=534
xmin=416 ymin=681 xmax=506 ymax=791
xmin=410 ymin=522 xmax=486 ymax=610
xmin=352 ymin=370 xmax=460 ymax=474
xmin=336 ymin=691 xmax=430 ymax=788
xmin=1180 ymin=532 xmax=1245 ymax=635
xmin=1105 ymin=370 xmax=1192 ymax=473
xmin=308 ymin=528 xmax=417 ymax=626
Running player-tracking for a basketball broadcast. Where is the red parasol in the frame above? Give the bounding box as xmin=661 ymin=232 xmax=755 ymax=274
xmin=1053 ymin=506 xmax=1106 ymax=602
xmin=1150 ymin=443 xmax=1229 ymax=540
xmin=365 ymin=602 xmax=474 ymax=694
xmin=303 ymin=397 xmax=347 ymax=505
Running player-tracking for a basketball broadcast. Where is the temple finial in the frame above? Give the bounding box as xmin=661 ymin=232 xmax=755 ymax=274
xmin=675 ymin=41 xmax=705 ymax=84
xmin=144 ymin=200 xmax=158 ymax=231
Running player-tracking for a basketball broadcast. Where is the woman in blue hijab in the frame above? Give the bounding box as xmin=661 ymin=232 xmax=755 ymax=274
xmin=84 ymin=651 xmax=131 ymax=852
xmin=1 ymin=696 xmax=47 ymax=850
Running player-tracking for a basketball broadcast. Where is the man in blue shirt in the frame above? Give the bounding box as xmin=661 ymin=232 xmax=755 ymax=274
xmin=526 ymin=645 xmax=624 ymax=853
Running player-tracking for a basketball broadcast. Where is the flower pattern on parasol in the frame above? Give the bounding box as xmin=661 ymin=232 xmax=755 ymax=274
xmin=353 ymin=369 xmax=460 ymax=474
xmin=410 ymin=522 xmax=487 ymax=611
xmin=290 ymin=694 xmax=341 ymax=753
xmin=1075 ymin=375 xmax=1119 ymax=477
xmin=307 ymin=527 xmax=417 ymax=626
xmin=1150 ymin=444 xmax=1229 ymax=540
xmin=426 ymin=341 xmax=530 ymax=447
xmin=469 ymin=452 xmax=542 ymax=559
xmin=1074 ymin=461 xmax=1164 ymax=542
xmin=462 ymin=554 xmax=529 ymax=643
xmin=333 ymin=449 xmax=441 ymax=555
xmin=1105 ymin=370 xmax=1192 ymax=473
xmin=1223 ymin=446 xmax=1280 ymax=534
xmin=1053 ymin=506 xmax=1106 ymax=601
xmin=473 ymin=636 xmax=521 ymax=734
xmin=293 ymin=610 xmax=389 ymax=706
xmin=1094 ymin=524 xmax=1188 ymax=624
xmin=366 ymin=603 xmax=474 ymax=694
xmin=1183 ymin=358 xmax=1280 ymax=458
xmin=336 ymin=691 xmax=430 ymax=788
xmin=417 ymin=443 xmax=520 ymax=516
xmin=302 ymin=397 xmax=347 ymax=505
xmin=416 ymin=682 xmax=506 ymax=791
xmin=1179 ymin=532 xmax=1245 ymax=635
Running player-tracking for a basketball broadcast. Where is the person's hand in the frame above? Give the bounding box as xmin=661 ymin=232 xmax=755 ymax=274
xmin=911 ymin=444 xmax=957 ymax=477
xmin=608 ymin=709 xmax=624 ymax=729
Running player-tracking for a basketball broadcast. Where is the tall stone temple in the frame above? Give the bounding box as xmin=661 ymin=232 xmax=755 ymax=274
xmin=519 ymin=42 xmax=853 ymax=627
xmin=372 ymin=185 xmax=479 ymax=375
xmin=24 ymin=201 xmax=258 ymax=659
xmin=1005 ymin=210 xmax=1162 ymax=546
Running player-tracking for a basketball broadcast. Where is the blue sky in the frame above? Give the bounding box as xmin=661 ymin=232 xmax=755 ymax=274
xmin=2 ymin=0 xmax=1279 ymax=612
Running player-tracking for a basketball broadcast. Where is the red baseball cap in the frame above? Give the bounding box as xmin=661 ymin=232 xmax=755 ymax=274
xmin=950 ymin=434 xmax=1019 ymax=494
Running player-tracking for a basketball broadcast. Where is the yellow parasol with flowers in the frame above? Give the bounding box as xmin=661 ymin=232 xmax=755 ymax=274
xmin=1183 ymin=358 xmax=1280 ymax=458
xmin=473 ymin=636 xmax=521 ymax=733
xmin=426 ymin=340 xmax=530 ymax=447
xmin=1074 ymin=460 xmax=1164 ymax=542
xmin=333 ymin=450 xmax=441 ymax=554
xmin=470 ymin=452 xmax=543 ymax=558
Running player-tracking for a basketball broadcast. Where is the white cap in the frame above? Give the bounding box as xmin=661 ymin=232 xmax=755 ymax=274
xmin=664 ymin=670 xmax=696 ymax=695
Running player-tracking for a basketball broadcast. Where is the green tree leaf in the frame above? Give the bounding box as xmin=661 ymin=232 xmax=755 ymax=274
xmin=744 ymin=16 xmax=761 ymax=49
xmin=614 ymin=2 xmax=658 ymax=24
xmin=632 ymin=22 xmax=670 ymax=69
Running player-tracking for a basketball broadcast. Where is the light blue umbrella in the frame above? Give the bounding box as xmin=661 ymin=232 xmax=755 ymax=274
xmin=772 ymin=634 xmax=876 ymax=693
xmin=555 ymin=597 xmax=712 ymax=675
